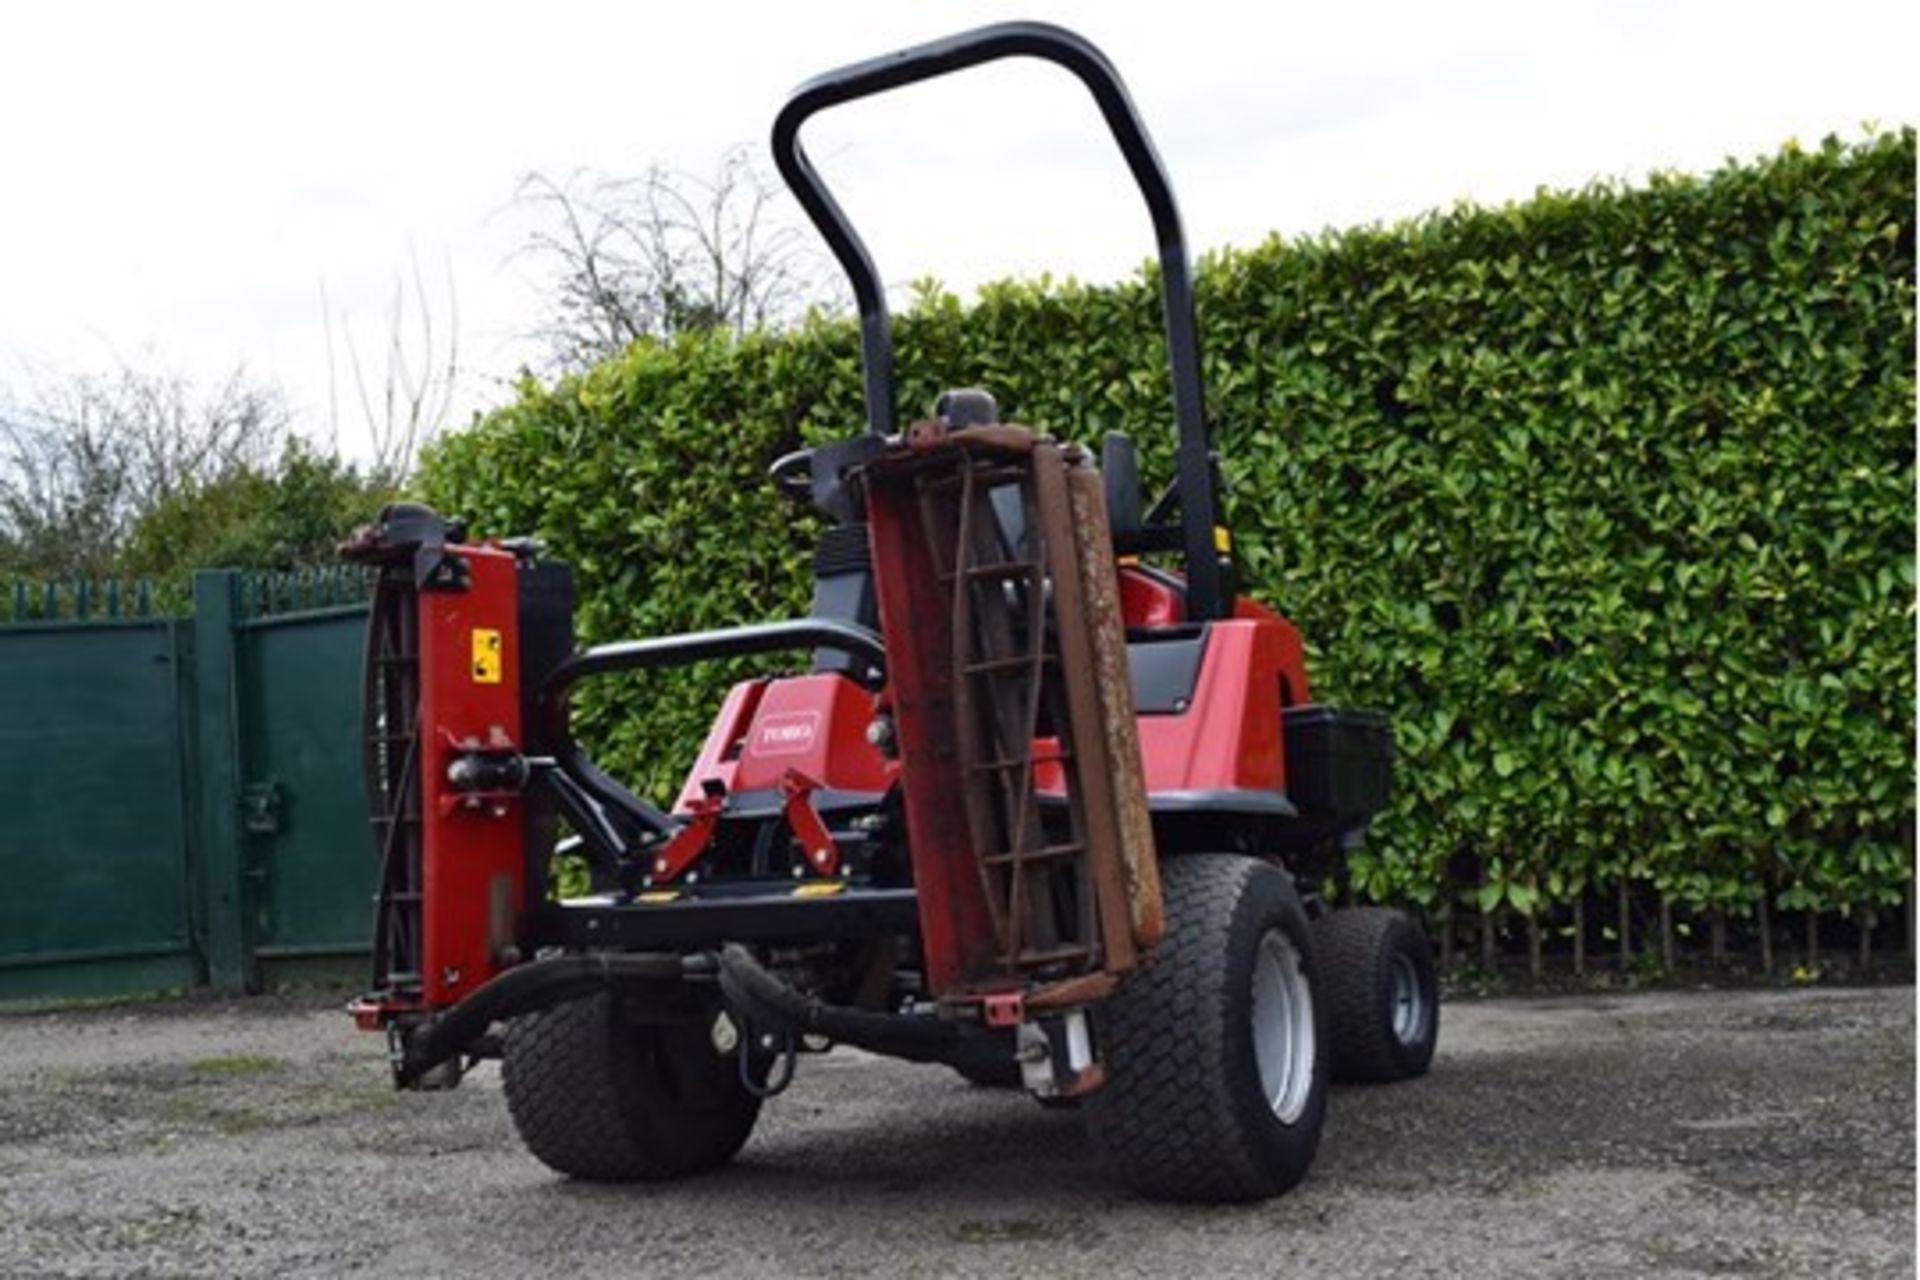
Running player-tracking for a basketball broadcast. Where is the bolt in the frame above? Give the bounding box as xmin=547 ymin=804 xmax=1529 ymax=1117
xmin=791 ymin=865 xmax=804 ymax=878
xmin=812 ymin=848 xmax=830 ymax=864
xmin=710 ymin=1012 xmax=740 ymax=1056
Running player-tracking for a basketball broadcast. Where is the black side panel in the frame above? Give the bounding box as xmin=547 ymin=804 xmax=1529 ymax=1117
xmin=1282 ymin=705 xmax=1393 ymax=819
xmin=1126 ymin=626 xmax=1209 ymax=713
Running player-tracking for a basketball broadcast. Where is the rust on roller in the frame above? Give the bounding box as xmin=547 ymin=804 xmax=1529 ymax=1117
xmin=1064 ymin=456 xmax=1164 ymax=950
xmin=863 ymin=423 xmax=1163 ymax=1004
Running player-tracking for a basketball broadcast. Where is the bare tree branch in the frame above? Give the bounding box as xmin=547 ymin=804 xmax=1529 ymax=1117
xmin=511 ymin=144 xmax=845 ymax=369
xmin=324 ymin=246 xmax=460 ymax=485
xmin=0 ymin=361 xmax=288 ymax=578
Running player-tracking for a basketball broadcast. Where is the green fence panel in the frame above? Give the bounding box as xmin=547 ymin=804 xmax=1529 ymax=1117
xmin=235 ymin=604 xmax=375 ymax=971
xmin=0 ymin=619 xmax=197 ymax=1001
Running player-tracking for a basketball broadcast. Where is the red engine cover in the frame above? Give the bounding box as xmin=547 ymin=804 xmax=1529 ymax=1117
xmin=1134 ymin=617 xmax=1307 ymax=794
xmin=675 ymin=672 xmax=892 ymax=811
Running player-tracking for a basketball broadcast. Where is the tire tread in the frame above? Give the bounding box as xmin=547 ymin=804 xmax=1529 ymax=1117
xmin=501 ymin=993 xmax=758 ymax=1181
xmin=1086 ymin=855 xmax=1326 ymax=1202
xmin=1316 ymin=906 xmax=1439 ymax=1084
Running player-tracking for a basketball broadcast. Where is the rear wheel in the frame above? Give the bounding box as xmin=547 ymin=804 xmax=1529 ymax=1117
xmin=502 ymin=992 xmax=760 ymax=1180
xmin=1315 ymin=906 xmax=1439 ymax=1083
xmin=1084 ymin=855 xmax=1328 ymax=1202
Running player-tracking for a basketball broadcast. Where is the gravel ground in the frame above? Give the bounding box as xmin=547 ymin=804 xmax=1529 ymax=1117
xmin=0 ymin=984 xmax=1910 ymax=1278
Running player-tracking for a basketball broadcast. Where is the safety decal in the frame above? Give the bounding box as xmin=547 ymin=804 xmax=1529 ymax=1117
xmin=471 ymin=628 xmax=503 ymax=684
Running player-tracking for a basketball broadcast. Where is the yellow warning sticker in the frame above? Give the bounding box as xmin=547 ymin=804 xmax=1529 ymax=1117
xmin=791 ymin=881 xmax=848 ymax=898
xmin=1213 ymin=525 xmax=1233 ymax=553
xmin=471 ymin=628 xmax=503 ymax=684
xmin=635 ymin=889 xmax=681 ymax=904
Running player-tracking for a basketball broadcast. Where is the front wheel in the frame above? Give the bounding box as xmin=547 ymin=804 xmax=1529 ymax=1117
xmin=1084 ymin=855 xmax=1329 ymax=1202
xmin=502 ymin=993 xmax=760 ymax=1181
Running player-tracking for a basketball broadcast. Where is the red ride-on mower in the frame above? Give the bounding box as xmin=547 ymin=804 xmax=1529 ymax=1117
xmin=342 ymin=21 xmax=1436 ymax=1203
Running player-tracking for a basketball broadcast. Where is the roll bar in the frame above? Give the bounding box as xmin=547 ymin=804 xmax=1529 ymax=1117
xmin=771 ymin=21 xmax=1228 ymax=620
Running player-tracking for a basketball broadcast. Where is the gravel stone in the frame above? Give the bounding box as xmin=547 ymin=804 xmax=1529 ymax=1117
xmin=0 ymin=985 xmax=1909 ymax=1277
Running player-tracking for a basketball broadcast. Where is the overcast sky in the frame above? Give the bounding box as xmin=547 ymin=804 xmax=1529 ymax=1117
xmin=1 ymin=0 xmax=1912 ymax=460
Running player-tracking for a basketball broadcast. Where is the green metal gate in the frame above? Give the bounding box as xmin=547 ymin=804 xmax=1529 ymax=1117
xmin=237 ymin=600 xmax=376 ymax=974
xmin=0 ymin=570 xmax=375 ymax=1002
xmin=0 ymin=610 xmax=196 ymax=1001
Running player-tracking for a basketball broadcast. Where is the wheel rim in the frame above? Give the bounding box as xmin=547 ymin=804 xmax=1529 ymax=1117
xmin=1389 ymin=952 xmax=1428 ymax=1046
xmin=1249 ymin=929 xmax=1316 ymax=1124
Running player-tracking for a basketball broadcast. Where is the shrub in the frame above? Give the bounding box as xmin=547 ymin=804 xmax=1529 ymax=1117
xmin=421 ymin=131 xmax=1915 ymax=929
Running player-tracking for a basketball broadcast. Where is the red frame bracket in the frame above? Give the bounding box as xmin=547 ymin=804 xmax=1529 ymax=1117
xmin=648 ymin=795 xmax=723 ymax=884
xmin=781 ymin=769 xmax=841 ymax=877
xmin=348 ymin=993 xmax=423 ymax=1032
xmin=982 ymin=991 xmax=1025 ymax=1029
xmin=652 ymin=770 xmax=842 ymax=885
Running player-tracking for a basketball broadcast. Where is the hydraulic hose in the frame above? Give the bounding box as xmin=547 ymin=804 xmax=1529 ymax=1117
xmin=397 ymin=952 xmax=691 ymax=1085
xmin=715 ymin=943 xmax=1004 ymax=1072
xmin=400 ymin=946 xmax=1014 ymax=1086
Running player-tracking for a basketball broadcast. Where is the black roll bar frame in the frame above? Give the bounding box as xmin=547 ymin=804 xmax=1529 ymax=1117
xmin=770 ymin=21 xmax=1228 ymax=620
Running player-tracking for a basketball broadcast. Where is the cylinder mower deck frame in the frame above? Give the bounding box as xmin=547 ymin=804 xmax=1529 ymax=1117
xmin=343 ymin=21 xmax=1431 ymax=1203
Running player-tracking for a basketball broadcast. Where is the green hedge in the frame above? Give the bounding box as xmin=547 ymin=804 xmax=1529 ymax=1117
xmin=422 ymin=130 xmax=1915 ymax=932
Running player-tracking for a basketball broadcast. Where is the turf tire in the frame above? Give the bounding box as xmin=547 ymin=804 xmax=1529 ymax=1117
xmin=1315 ymin=906 xmax=1440 ymax=1083
xmin=1084 ymin=854 xmax=1329 ymax=1202
xmin=502 ymin=992 xmax=759 ymax=1181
